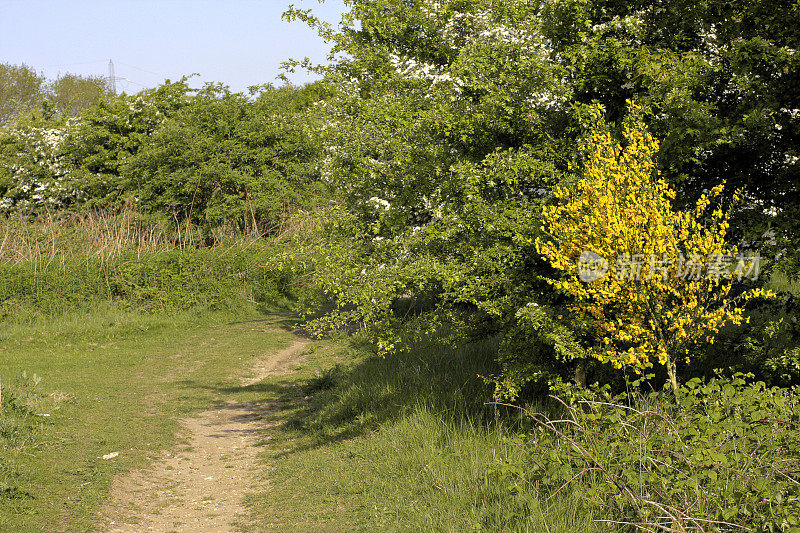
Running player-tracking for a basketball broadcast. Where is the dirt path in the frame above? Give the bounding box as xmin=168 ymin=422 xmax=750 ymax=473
xmin=97 ymin=336 xmax=310 ymax=532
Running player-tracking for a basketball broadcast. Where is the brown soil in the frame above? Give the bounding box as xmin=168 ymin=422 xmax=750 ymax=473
xmin=96 ymin=337 xmax=310 ymax=532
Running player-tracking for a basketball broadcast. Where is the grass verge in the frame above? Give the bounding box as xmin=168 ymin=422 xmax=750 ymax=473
xmin=241 ymin=335 xmax=612 ymax=532
xmin=0 ymin=303 xmax=297 ymax=532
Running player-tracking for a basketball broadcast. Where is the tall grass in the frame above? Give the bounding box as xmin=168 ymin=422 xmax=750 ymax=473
xmin=0 ymin=208 xmax=175 ymax=265
xmin=0 ymin=205 xmax=284 ymax=265
xmin=247 ymin=331 xmax=613 ymax=531
xmin=0 ymin=209 xmax=294 ymax=318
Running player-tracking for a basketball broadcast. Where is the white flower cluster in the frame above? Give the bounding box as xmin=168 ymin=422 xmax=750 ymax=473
xmin=527 ymin=91 xmax=563 ymax=111
xmin=591 ymin=12 xmax=647 ymax=44
xmin=368 ymin=196 xmax=391 ymax=210
xmin=0 ymin=118 xmax=85 ymax=212
xmin=697 ymin=24 xmax=725 ymax=65
xmin=123 ymin=94 xmax=166 ymax=128
xmin=386 ymin=1 xmax=567 ymax=115
xmin=781 ymin=108 xmax=800 ymax=120
xmin=388 ymin=54 xmax=456 ymax=86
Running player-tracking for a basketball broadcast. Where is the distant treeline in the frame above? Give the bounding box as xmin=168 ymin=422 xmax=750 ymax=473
xmin=0 ymin=62 xmax=113 ymax=123
xmin=0 ymin=67 xmax=331 ymax=234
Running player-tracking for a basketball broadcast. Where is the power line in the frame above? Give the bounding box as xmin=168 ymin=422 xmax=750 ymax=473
xmin=117 ymin=62 xmax=166 ymax=79
xmin=107 ymin=60 xmax=141 ymax=95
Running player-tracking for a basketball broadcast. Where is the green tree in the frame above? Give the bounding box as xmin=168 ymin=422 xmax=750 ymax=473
xmin=287 ymin=0 xmax=797 ymax=389
xmin=537 ymin=0 xmax=800 ymax=270
xmin=285 ymin=0 xmax=573 ymax=354
xmin=0 ymin=63 xmax=46 ymax=124
xmin=46 ymin=73 xmax=113 ymax=117
xmin=124 ymin=82 xmax=326 ymax=232
xmin=63 ymin=78 xmax=194 ymax=207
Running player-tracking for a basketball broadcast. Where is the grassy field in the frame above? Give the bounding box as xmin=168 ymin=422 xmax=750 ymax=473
xmin=4 ymin=212 xmax=796 ymax=531
xmin=1 ymin=301 xmax=612 ymax=532
xmin=239 ymin=335 xmax=610 ymax=532
xmin=0 ymin=303 xmax=298 ymax=531
xmin=0 ymin=210 xmax=619 ymax=531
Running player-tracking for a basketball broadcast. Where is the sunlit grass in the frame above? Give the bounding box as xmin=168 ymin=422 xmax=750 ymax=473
xmin=243 ymin=335 xmax=613 ymax=532
xmin=0 ymin=304 xmax=295 ymax=532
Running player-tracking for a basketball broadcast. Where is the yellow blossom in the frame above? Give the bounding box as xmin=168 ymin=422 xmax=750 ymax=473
xmin=537 ymin=104 xmax=773 ymax=389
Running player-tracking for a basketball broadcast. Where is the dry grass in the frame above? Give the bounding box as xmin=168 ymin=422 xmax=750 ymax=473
xmin=0 ymin=207 xmax=175 ymax=265
xmin=0 ymin=205 xmax=293 ymax=267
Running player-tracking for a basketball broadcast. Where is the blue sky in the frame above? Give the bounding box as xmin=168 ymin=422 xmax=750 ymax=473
xmin=0 ymin=0 xmax=347 ymax=93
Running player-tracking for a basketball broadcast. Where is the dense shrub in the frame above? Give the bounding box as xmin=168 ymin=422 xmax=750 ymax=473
xmin=693 ymin=293 xmax=800 ymax=388
xmin=498 ymin=375 xmax=800 ymax=531
xmin=0 ymin=243 xmax=291 ymax=317
xmin=122 ymin=83 xmax=327 ymax=232
xmin=0 ymin=79 xmax=191 ymax=214
xmin=0 ymin=79 xmax=329 ymax=233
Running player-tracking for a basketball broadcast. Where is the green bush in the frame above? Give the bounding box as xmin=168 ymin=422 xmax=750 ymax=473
xmin=0 ymin=79 xmax=329 ymax=234
xmin=0 ymin=243 xmax=293 ymax=318
xmin=120 ymin=83 xmax=327 ymax=233
xmin=692 ymin=294 xmax=800 ymax=388
xmin=498 ymin=375 xmax=800 ymax=531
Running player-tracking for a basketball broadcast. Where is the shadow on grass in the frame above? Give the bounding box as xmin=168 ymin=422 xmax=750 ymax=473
xmin=225 ymin=314 xmax=325 ymax=341
xmin=184 ymin=332 xmax=511 ymax=457
xmin=170 ymin=330 xmax=620 ymax=532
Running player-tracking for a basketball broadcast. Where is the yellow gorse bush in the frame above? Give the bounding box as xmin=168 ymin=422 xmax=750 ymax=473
xmin=537 ymin=105 xmax=773 ymax=388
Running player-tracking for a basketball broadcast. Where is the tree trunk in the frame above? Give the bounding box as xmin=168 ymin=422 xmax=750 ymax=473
xmin=574 ymin=360 xmax=587 ymax=388
xmin=665 ymin=359 xmax=678 ymax=391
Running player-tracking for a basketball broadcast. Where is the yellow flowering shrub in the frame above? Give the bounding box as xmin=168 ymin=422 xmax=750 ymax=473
xmin=537 ymin=105 xmax=773 ymax=388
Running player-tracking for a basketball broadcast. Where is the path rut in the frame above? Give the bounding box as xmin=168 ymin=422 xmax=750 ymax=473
xmin=97 ymin=336 xmax=310 ymax=532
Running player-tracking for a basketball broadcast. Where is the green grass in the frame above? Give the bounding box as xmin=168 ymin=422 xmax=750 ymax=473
xmin=0 ymin=212 xmax=296 ymax=318
xmin=241 ymin=335 xmax=612 ymax=532
xmin=0 ymin=303 xmax=298 ymax=532
xmin=0 ymin=212 xmax=613 ymax=533
xmin=0 ymin=303 xmax=615 ymax=531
